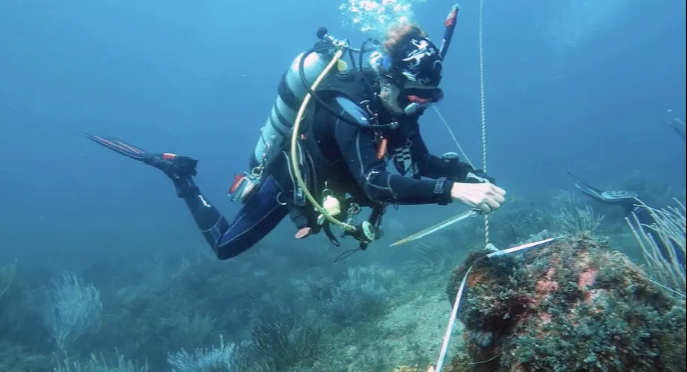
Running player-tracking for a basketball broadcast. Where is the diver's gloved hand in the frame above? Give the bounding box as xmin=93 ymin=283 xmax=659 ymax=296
xmin=450 ymin=182 xmax=506 ymax=214
xmin=466 ymin=170 xmax=495 ymax=185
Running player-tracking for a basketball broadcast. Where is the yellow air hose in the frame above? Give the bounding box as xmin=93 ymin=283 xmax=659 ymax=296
xmin=289 ymin=48 xmax=357 ymax=233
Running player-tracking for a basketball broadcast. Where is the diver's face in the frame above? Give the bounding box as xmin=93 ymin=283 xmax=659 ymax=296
xmin=379 ymin=80 xmax=404 ymax=114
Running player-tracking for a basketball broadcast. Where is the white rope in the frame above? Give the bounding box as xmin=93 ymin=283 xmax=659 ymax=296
xmin=433 ymin=106 xmax=475 ymax=169
xmin=478 ymin=0 xmax=490 ymax=247
xmin=432 ymin=2 xmax=492 ymax=371
xmin=434 ymin=266 xmax=472 ymax=372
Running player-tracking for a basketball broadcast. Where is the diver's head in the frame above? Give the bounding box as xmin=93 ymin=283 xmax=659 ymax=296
xmin=372 ymin=23 xmax=444 ymax=116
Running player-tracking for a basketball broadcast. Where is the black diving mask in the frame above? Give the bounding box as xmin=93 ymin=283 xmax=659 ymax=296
xmin=399 ymin=86 xmax=444 ymax=116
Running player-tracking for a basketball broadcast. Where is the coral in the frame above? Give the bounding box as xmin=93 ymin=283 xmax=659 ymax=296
xmin=43 ymin=271 xmax=103 ymax=352
xmin=231 ymin=303 xmax=323 ymax=372
xmin=167 ymin=335 xmax=235 ymax=372
xmin=626 ymin=198 xmax=686 ymax=297
xmin=319 ymin=266 xmax=390 ymax=325
xmin=445 ymin=234 xmax=686 ymax=372
xmin=554 ymin=205 xmax=605 ymax=234
xmin=54 ymin=349 xmax=148 ymax=372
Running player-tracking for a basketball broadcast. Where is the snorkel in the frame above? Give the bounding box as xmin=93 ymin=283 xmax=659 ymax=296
xmin=402 ymin=3 xmax=461 ymax=116
xmin=440 ymin=3 xmax=460 ymax=60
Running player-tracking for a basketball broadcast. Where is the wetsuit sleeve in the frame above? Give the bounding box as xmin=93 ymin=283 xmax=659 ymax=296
xmin=405 ymin=119 xmax=475 ymax=181
xmin=333 ymin=98 xmax=453 ymax=205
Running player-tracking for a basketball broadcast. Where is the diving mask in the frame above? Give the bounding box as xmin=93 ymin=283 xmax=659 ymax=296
xmin=400 ymin=86 xmax=444 ymax=115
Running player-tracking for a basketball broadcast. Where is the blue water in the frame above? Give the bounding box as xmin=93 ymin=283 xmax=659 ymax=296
xmin=1 ymin=0 xmax=685 ymax=370
xmin=1 ymin=0 xmax=684 ymax=264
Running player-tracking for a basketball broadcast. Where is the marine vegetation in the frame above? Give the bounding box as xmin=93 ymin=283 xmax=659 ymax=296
xmin=1 ymin=179 xmax=684 ymax=372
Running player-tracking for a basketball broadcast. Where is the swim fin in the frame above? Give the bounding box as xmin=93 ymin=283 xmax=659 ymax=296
xmin=81 ymin=132 xmax=147 ymax=161
xmin=83 ymin=132 xmax=198 ymax=179
xmin=567 ymin=171 xmax=606 ymax=201
xmin=567 ymin=171 xmax=637 ymax=204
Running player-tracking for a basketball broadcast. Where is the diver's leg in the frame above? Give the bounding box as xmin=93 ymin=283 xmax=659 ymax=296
xmin=82 ymin=142 xmax=288 ymax=258
xmin=177 ymin=175 xmax=288 ymax=259
xmin=80 ymin=137 xmax=289 ymax=257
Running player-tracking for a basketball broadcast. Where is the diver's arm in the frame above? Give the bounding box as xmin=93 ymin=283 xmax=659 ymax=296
xmin=334 ymin=99 xmax=453 ymax=205
xmin=405 ymin=121 xmax=475 ymax=181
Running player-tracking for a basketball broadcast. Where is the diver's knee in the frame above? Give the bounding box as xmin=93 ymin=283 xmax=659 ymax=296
xmin=215 ymin=247 xmax=237 ymax=260
xmin=215 ymin=243 xmax=250 ymax=260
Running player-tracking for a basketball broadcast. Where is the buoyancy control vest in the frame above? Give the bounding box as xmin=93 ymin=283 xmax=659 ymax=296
xmin=226 ymin=30 xmax=391 ymax=249
xmin=265 ymin=69 xmax=383 ymax=235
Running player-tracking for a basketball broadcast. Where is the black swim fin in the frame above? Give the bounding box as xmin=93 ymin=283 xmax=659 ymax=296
xmin=567 ymin=171 xmax=606 ymax=201
xmin=83 ymin=132 xmax=198 ymax=179
xmin=81 ymin=132 xmax=147 ymax=161
xmin=567 ymin=171 xmax=638 ymax=205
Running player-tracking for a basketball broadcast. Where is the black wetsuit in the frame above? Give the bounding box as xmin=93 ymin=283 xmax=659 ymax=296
xmin=178 ymin=95 xmax=479 ymax=259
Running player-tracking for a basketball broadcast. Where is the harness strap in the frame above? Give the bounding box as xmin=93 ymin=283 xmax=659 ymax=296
xmin=323 ymin=222 xmax=341 ymax=247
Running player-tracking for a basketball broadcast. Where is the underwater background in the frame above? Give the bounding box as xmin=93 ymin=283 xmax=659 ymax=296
xmin=0 ymin=0 xmax=685 ymax=371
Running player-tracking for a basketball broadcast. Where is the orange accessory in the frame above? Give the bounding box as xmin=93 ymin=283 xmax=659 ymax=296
xmin=228 ymin=174 xmax=244 ymax=194
xmin=377 ymin=138 xmax=388 ymax=160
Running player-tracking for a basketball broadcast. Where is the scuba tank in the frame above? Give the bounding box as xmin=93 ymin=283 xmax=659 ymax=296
xmin=230 ymin=28 xmax=351 ymax=203
xmin=250 ymin=49 xmax=341 ymax=171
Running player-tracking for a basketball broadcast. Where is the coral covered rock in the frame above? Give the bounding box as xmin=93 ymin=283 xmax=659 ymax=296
xmin=445 ymin=234 xmax=686 ymax=372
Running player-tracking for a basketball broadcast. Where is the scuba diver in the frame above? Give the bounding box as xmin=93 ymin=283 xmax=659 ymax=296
xmin=568 ymin=171 xmax=685 ymax=266
xmin=83 ymin=16 xmax=506 ymax=260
